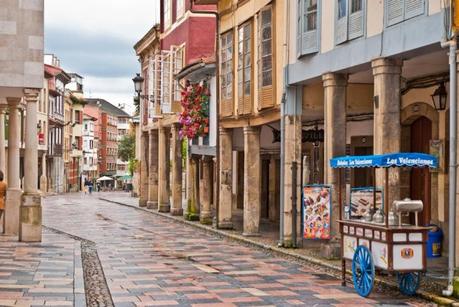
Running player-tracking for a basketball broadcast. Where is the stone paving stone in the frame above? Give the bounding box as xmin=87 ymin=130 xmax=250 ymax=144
xmin=0 ymin=192 xmax=435 ymax=307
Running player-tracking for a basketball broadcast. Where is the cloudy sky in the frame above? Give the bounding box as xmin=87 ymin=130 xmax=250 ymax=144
xmin=44 ymin=0 xmax=160 ymax=115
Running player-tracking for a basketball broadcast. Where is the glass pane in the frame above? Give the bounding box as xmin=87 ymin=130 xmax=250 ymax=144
xmin=244 ymin=24 xmax=251 ymax=38
xmin=262 ymin=27 xmax=271 ymax=40
xmin=307 ymin=12 xmax=317 ymax=31
xmin=244 ymin=53 xmax=251 ymax=67
xmin=244 ymin=81 xmax=250 ymax=95
xmin=338 ymin=0 xmax=347 ymax=19
xmin=244 ymin=67 xmax=251 ymax=81
xmin=262 ymin=41 xmax=272 ymax=56
xmin=243 ymin=39 xmax=250 ymax=52
xmin=262 ymin=56 xmax=272 ymax=71
xmin=261 ymin=9 xmax=271 ymax=25
xmin=238 ymin=82 xmax=243 ymax=98
xmin=351 ymin=0 xmax=362 ymax=13
xmin=263 ymin=70 xmax=272 ymax=86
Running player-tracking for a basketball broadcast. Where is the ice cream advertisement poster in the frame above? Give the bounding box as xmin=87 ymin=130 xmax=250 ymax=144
xmin=302 ymin=185 xmax=331 ymax=240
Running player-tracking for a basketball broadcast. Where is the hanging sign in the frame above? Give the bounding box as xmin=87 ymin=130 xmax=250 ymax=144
xmin=302 ymin=185 xmax=331 ymax=240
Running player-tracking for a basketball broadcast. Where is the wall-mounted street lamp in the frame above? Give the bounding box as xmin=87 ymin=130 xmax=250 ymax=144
xmin=431 ymin=82 xmax=447 ymax=111
xmin=132 ymin=73 xmax=144 ymax=98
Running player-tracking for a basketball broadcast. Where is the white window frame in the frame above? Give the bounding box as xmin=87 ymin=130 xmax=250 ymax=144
xmin=385 ymin=0 xmax=425 ymax=27
xmin=258 ymin=6 xmax=273 ymax=88
xmin=220 ymin=30 xmax=233 ymax=101
xmin=335 ymin=0 xmax=365 ymax=45
xmin=164 ymin=0 xmax=172 ymax=29
xmin=176 ymin=0 xmax=185 ymax=19
xmin=298 ymin=0 xmax=320 ymax=56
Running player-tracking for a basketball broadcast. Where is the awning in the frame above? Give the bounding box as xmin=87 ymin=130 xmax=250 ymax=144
xmin=97 ymin=176 xmax=114 ymax=181
xmin=330 ymin=153 xmax=438 ymax=169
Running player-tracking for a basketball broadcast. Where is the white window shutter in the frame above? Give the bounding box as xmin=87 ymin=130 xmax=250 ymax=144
xmin=348 ymin=2 xmax=364 ymax=40
xmin=335 ymin=0 xmax=348 ymax=44
xmin=303 ymin=30 xmax=318 ymax=54
xmin=386 ymin=0 xmax=404 ymax=26
xmin=404 ymin=0 xmax=424 ymax=20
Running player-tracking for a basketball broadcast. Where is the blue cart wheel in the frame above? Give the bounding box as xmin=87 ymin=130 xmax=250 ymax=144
xmin=397 ymin=272 xmax=420 ymax=296
xmin=352 ymin=245 xmax=375 ymax=297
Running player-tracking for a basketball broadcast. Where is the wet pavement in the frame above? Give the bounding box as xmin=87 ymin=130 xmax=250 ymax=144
xmin=0 ymin=192 xmax=435 ymax=306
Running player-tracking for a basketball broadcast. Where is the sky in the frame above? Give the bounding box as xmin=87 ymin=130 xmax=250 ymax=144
xmin=44 ymin=0 xmax=160 ymax=115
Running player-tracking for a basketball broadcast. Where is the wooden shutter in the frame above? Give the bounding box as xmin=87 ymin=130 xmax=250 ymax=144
xmin=335 ymin=0 xmax=348 ymax=44
xmin=386 ymin=0 xmax=404 ymax=26
xmin=404 ymin=0 xmax=424 ymax=20
xmin=299 ymin=0 xmax=319 ymax=55
xmin=348 ymin=0 xmax=364 ymax=40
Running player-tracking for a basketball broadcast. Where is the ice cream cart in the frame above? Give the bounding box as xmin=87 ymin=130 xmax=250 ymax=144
xmin=330 ymin=152 xmax=438 ymax=297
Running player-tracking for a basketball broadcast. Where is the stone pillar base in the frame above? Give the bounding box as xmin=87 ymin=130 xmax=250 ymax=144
xmin=19 ymin=192 xmax=42 ymax=242
xmin=185 ymin=212 xmax=200 ymax=221
xmin=158 ymin=203 xmax=170 ymax=213
xmin=242 ymin=232 xmax=260 ymax=237
xmin=320 ymin=242 xmax=341 ymax=260
xmin=146 ymin=201 xmax=158 ymax=210
xmin=4 ymin=188 xmax=22 ymax=235
xmin=40 ymin=176 xmax=47 ymax=194
xmin=139 ymin=199 xmax=147 ymax=207
xmin=217 ymin=220 xmax=233 ymax=230
xmin=200 ymin=211 xmax=212 ymax=225
xmin=170 ymin=208 xmax=183 ymax=216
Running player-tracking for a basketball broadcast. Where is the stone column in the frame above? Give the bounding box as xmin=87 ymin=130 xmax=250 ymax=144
xmin=218 ymin=127 xmax=233 ymax=229
xmin=200 ymin=156 xmax=212 ymax=224
xmin=40 ymin=153 xmax=47 ymax=194
xmin=268 ymin=157 xmax=279 ymax=222
xmin=185 ymin=156 xmax=199 ymax=220
xmin=4 ymin=98 xmax=22 ymax=235
xmin=243 ymin=126 xmax=261 ymax=236
xmin=0 ymin=108 xmax=5 ymax=177
xmin=323 ymin=73 xmax=348 ymax=240
xmin=170 ymin=124 xmax=183 ymax=216
xmin=372 ymin=58 xmax=402 ymax=205
xmin=139 ymin=132 xmax=149 ymax=207
xmin=147 ymin=129 xmax=158 ymax=209
xmin=20 ymin=89 xmax=42 ymax=242
xmin=158 ymin=126 xmax=170 ymax=212
xmin=283 ymin=115 xmax=302 ymax=246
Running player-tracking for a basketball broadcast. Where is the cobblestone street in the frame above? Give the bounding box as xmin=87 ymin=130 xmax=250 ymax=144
xmin=0 ymin=193 xmax=435 ymax=306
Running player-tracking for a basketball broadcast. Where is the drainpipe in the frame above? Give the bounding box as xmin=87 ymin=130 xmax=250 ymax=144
xmin=441 ymin=38 xmax=457 ymax=296
xmin=188 ymin=1 xmax=220 ymax=227
xmin=279 ymin=0 xmax=291 ymax=246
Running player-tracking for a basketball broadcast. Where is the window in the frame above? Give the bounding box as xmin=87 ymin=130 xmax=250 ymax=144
xmin=220 ymin=30 xmax=233 ymax=115
xmin=161 ymin=53 xmax=172 ymax=113
xmin=177 ymin=0 xmax=185 ymax=18
xmin=238 ymin=21 xmax=252 ymax=115
xmin=164 ymin=0 xmax=171 ymax=29
xmin=258 ymin=7 xmax=273 ymax=88
xmin=386 ymin=0 xmax=425 ymax=26
xmin=335 ymin=0 xmax=364 ymax=45
xmin=174 ymin=46 xmax=185 ymax=102
xmin=298 ymin=0 xmax=319 ymax=56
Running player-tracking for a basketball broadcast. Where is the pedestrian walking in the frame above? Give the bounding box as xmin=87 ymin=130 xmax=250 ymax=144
xmin=0 ymin=171 xmax=6 ymax=232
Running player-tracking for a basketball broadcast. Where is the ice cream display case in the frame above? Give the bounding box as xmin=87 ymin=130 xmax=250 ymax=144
xmin=330 ymin=153 xmax=438 ymax=297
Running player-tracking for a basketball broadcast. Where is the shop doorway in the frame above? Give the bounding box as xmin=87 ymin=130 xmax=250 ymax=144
xmin=410 ymin=116 xmax=432 ymax=226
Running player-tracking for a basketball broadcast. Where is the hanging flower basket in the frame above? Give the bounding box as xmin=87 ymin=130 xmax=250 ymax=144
xmin=179 ymin=82 xmax=210 ymax=140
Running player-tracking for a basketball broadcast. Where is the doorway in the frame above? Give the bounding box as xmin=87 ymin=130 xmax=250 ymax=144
xmin=410 ymin=116 xmax=432 ymax=226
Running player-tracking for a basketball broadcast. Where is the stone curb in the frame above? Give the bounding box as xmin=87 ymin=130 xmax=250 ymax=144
xmin=99 ymin=197 xmax=457 ymax=306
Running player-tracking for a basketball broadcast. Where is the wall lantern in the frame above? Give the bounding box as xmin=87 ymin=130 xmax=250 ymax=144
xmin=431 ymin=82 xmax=447 ymax=111
xmin=132 ymin=73 xmax=144 ymax=94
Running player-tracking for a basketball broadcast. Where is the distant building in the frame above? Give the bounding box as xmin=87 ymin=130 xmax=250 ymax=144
xmin=44 ymin=55 xmax=71 ymax=194
xmin=82 ymin=113 xmax=98 ymax=181
xmin=84 ymin=98 xmax=130 ymax=177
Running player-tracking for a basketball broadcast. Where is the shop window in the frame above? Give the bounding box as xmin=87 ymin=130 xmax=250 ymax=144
xmin=335 ymin=0 xmax=365 ymax=45
xmin=220 ymin=30 xmax=234 ymax=117
xmin=385 ymin=0 xmax=425 ymax=26
xmin=237 ymin=21 xmax=252 ymax=115
xmin=298 ymin=0 xmax=319 ymax=56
